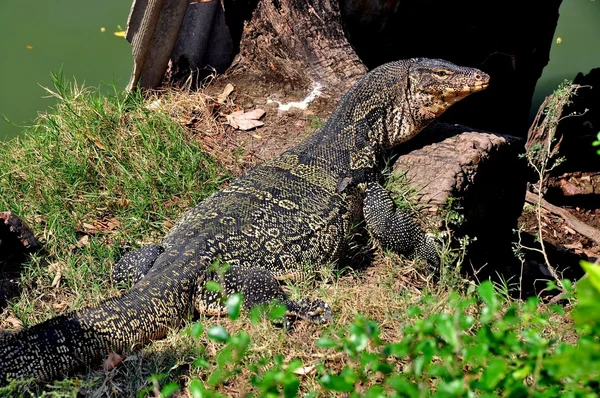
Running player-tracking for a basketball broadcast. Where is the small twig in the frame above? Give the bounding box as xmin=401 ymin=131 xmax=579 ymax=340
xmin=525 ymin=191 xmax=600 ymax=246
xmin=546 ymin=275 xmax=586 ymax=306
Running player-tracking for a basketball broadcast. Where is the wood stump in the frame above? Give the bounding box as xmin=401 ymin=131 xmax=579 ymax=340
xmin=391 ymin=123 xmax=527 ymax=272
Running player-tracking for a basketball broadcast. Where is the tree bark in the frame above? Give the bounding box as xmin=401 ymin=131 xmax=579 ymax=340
xmin=238 ymin=0 xmax=367 ymax=95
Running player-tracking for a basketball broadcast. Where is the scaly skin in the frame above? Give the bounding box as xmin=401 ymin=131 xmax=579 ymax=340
xmin=0 ymin=58 xmax=489 ymax=383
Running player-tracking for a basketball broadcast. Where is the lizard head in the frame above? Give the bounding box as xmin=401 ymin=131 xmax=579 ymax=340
xmin=384 ymin=58 xmax=489 ymax=148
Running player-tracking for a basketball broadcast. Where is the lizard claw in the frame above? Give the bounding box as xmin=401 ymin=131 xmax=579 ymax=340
xmin=284 ymin=298 xmax=333 ymax=330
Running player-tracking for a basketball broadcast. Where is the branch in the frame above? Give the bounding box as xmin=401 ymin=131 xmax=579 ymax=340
xmin=525 ymin=191 xmax=600 ymax=246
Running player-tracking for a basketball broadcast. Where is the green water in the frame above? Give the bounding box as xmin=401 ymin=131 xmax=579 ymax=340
xmin=0 ymin=0 xmax=598 ymax=140
xmin=0 ymin=0 xmax=132 ymax=140
xmin=532 ymin=0 xmax=600 ymax=114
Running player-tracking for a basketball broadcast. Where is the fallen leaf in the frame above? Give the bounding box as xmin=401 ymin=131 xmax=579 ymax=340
xmin=79 ymin=217 xmax=121 ymax=234
xmin=26 ymin=45 xmax=33 ymax=50
xmin=114 ymin=31 xmax=126 ymax=37
xmin=77 ymin=235 xmax=90 ymax=248
xmin=100 ymin=27 xmax=106 ymax=33
xmin=81 ymin=222 xmax=97 ymax=233
xmin=49 ymin=262 xmax=66 ymax=288
xmin=292 ymin=365 xmax=315 ymax=375
xmin=117 ymin=198 xmax=130 ymax=209
xmin=5 ymin=315 xmax=23 ymax=330
xmin=146 ymin=99 xmax=162 ymax=110
xmin=52 ymin=302 xmax=68 ymax=311
xmin=564 ymin=242 xmax=583 ymax=250
xmin=105 ymin=217 xmax=120 ymax=230
xmin=217 ymin=83 xmax=234 ymax=104
xmin=104 ymin=352 xmax=125 ymax=371
xmin=164 ymin=220 xmax=174 ymax=229
xmin=225 ymin=109 xmax=266 ymax=131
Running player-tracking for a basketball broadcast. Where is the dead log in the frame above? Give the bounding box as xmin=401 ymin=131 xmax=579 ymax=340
xmin=524 ymin=191 xmax=600 ymax=246
xmin=391 ymin=122 xmax=527 ymax=271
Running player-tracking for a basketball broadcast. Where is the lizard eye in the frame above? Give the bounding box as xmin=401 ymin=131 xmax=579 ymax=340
xmin=434 ymin=70 xmax=451 ymax=78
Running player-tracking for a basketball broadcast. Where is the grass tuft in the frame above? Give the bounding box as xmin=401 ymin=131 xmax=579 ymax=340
xmin=0 ymin=74 xmax=229 ymax=326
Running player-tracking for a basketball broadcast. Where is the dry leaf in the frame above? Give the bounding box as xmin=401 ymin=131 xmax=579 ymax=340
xmin=117 ymin=198 xmax=130 ymax=209
xmin=77 ymin=235 xmax=90 ymax=248
xmin=49 ymin=262 xmax=66 ymax=288
xmin=103 ymin=352 xmax=125 ymax=371
xmin=5 ymin=315 xmax=23 ymax=330
xmin=146 ymin=99 xmax=162 ymax=110
xmin=52 ymin=302 xmax=68 ymax=311
xmin=164 ymin=220 xmax=174 ymax=229
xmin=94 ymin=140 xmax=106 ymax=150
xmin=564 ymin=242 xmax=583 ymax=250
xmin=292 ymin=365 xmax=315 ymax=375
xmin=81 ymin=222 xmax=97 ymax=233
xmin=225 ymin=109 xmax=265 ymax=131
xmin=79 ymin=217 xmax=120 ymax=234
xmin=217 ymin=83 xmax=234 ymax=104
xmin=114 ymin=31 xmax=126 ymax=37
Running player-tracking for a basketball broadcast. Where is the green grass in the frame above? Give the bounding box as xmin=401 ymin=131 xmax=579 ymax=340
xmin=0 ymin=77 xmax=592 ymax=397
xmin=0 ymin=74 xmax=229 ymax=326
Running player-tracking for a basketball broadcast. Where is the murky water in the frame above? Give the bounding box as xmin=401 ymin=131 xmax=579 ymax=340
xmin=531 ymin=0 xmax=600 ymax=115
xmin=0 ymin=0 xmax=598 ymax=140
xmin=0 ymin=0 xmax=132 ymax=140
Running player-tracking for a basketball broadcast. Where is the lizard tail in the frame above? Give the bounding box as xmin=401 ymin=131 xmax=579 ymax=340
xmin=0 ymin=260 xmax=201 ymax=384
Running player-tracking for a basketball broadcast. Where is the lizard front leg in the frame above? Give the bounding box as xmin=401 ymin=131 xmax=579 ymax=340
xmin=363 ymin=182 xmax=440 ymax=270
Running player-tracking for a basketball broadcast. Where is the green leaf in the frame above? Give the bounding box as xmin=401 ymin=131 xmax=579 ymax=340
xmin=189 ymin=322 xmax=204 ymax=339
xmin=226 ymin=294 xmax=243 ymax=320
xmin=386 ymin=375 xmax=419 ymax=397
xmin=160 ymin=382 xmax=180 ymax=397
xmin=478 ymin=281 xmax=499 ymax=323
xmin=581 ymin=260 xmax=600 ymax=293
xmin=479 ymin=358 xmax=507 ymax=390
xmin=205 ymin=280 xmax=221 ymax=292
xmin=573 ymin=277 xmax=600 ymax=325
xmin=436 ymin=313 xmax=459 ymax=349
xmin=269 ymin=304 xmax=287 ymax=320
xmin=511 ymin=365 xmax=532 ymax=381
xmin=250 ymin=305 xmax=262 ymax=324
xmin=316 ymin=337 xmax=337 ymax=349
xmin=384 ymin=342 xmax=409 ymax=358
xmin=188 ymin=379 xmax=205 ymax=398
xmin=286 ymin=358 xmax=303 ymax=373
xmin=193 ymin=357 xmax=210 ymax=369
xmin=207 ymin=325 xmax=230 ymax=343
xmin=364 ymin=384 xmax=385 ymax=397
xmin=435 ymin=379 xmax=465 ymax=397
xmin=319 ymin=374 xmax=354 ymax=392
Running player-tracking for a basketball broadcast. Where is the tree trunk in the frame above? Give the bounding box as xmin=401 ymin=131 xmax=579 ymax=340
xmin=238 ymin=0 xmax=367 ymax=96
